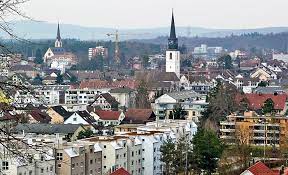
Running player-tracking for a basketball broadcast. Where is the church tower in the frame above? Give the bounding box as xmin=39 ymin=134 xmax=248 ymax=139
xmin=55 ymin=23 xmax=62 ymax=48
xmin=166 ymin=11 xmax=180 ymax=78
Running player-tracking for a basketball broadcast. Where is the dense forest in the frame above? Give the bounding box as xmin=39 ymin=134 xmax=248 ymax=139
xmin=1 ymin=39 xmax=162 ymax=63
xmin=138 ymin=32 xmax=288 ymax=52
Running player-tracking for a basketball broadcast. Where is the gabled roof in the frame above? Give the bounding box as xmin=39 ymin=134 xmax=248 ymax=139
xmin=94 ymin=110 xmax=121 ymax=121
xmin=13 ymin=123 xmax=82 ymax=135
xmin=123 ymin=109 xmax=156 ymax=124
xmin=167 ymin=91 xmax=200 ymax=100
xmin=110 ymin=167 xmax=131 ymax=175
xmin=51 ymin=106 xmax=73 ymax=120
xmin=29 ymin=110 xmax=51 ymax=123
xmin=237 ymin=93 xmax=287 ymax=110
xmin=76 ymin=110 xmax=96 ymax=124
xmin=243 ymin=161 xmax=279 ymax=175
xmin=94 ymin=93 xmax=119 ymax=105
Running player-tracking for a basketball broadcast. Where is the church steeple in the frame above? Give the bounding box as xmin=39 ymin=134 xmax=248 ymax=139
xmin=57 ymin=22 xmax=61 ymax=41
xmin=55 ymin=22 xmax=62 ymax=48
xmin=170 ymin=11 xmax=176 ymax=39
xmin=168 ymin=10 xmax=178 ymax=50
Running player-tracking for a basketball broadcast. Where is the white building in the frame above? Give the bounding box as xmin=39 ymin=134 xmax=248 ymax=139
xmin=35 ymin=85 xmax=70 ymax=105
xmin=65 ymin=88 xmax=105 ymax=105
xmin=273 ymin=53 xmax=288 ymax=63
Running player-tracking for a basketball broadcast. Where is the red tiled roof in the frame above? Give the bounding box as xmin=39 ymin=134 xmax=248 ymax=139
xmin=123 ymin=109 xmax=155 ymax=124
xmin=80 ymin=80 xmax=138 ymax=89
xmin=94 ymin=110 xmax=121 ymax=120
xmin=237 ymin=93 xmax=287 ymax=110
xmin=110 ymin=168 xmax=131 ymax=175
xmin=246 ymin=161 xmax=279 ymax=175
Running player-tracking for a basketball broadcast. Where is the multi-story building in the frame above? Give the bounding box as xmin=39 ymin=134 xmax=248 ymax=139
xmin=55 ymin=144 xmax=86 ymax=175
xmin=153 ymin=91 xmax=207 ymax=122
xmin=35 ymin=85 xmax=70 ymax=105
xmin=0 ymin=145 xmax=55 ymax=175
xmin=220 ymin=111 xmax=288 ymax=147
xmin=65 ymin=89 xmax=103 ymax=105
xmin=88 ymin=46 xmax=108 ymax=60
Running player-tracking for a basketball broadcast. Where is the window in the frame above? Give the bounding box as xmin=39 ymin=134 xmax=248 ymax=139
xmin=41 ymin=168 xmax=44 ymax=173
xmin=90 ymin=170 xmax=93 ymax=175
xmin=80 ymin=162 xmax=84 ymax=167
xmin=90 ymin=148 xmax=93 ymax=153
xmin=57 ymin=164 xmax=61 ymax=168
xmin=50 ymin=166 xmax=53 ymax=171
xmin=153 ymin=148 xmax=156 ymax=152
xmin=170 ymin=53 xmax=172 ymax=59
xmin=72 ymin=163 xmax=75 ymax=168
xmin=19 ymin=173 xmax=22 ymax=175
xmin=116 ymin=154 xmax=119 ymax=159
xmin=123 ymin=153 xmax=126 ymax=158
xmin=41 ymin=155 xmax=44 ymax=161
xmin=138 ymin=150 xmax=140 ymax=155
xmin=104 ymin=156 xmax=106 ymax=159
xmin=73 ymin=117 xmax=77 ymax=121
xmin=131 ymin=161 xmax=134 ymax=165
xmin=56 ymin=153 xmax=63 ymax=160
xmin=2 ymin=161 xmax=8 ymax=170
xmin=90 ymin=159 xmax=93 ymax=164
xmin=103 ymin=145 xmax=106 ymax=148
xmin=131 ymin=151 xmax=134 ymax=157
xmin=192 ymin=111 xmax=196 ymax=116
xmin=104 ymin=166 xmax=106 ymax=169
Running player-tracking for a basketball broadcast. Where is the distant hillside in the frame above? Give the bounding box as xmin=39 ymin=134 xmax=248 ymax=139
xmin=137 ymin=32 xmax=288 ymax=52
xmin=1 ymin=21 xmax=288 ymax=40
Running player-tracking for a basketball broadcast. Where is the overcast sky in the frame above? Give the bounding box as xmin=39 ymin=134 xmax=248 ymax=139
xmin=22 ymin=0 xmax=288 ymax=29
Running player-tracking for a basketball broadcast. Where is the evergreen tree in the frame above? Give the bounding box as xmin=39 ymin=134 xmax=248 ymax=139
xmin=34 ymin=48 xmax=43 ymax=64
xmin=191 ymin=129 xmax=224 ymax=174
xmin=160 ymin=138 xmax=176 ymax=174
xmin=262 ymin=98 xmax=274 ymax=114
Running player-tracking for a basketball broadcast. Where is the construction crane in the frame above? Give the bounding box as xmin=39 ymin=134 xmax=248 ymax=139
xmin=106 ymin=30 xmax=151 ymax=65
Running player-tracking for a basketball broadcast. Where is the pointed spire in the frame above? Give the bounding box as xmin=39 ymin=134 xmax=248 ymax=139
xmin=169 ymin=10 xmax=176 ymax=39
xmin=57 ymin=22 xmax=61 ymax=41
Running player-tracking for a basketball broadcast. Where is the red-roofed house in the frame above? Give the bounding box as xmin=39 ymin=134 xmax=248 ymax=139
xmin=240 ymin=161 xmax=280 ymax=175
xmin=110 ymin=167 xmax=131 ymax=175
xmin=90 ymin=110 xmax=125 ymax=126
xmin=28 ymin=110 xmax=51 ymax=123
xmin=237 ymin=93 xmax=288 ymax=114
xmin=122 ymin=109 xmax=156 ymax=124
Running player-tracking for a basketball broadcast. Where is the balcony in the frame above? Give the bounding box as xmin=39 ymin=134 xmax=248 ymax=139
xmin=220 ymin=128 xmax=235 ymax=133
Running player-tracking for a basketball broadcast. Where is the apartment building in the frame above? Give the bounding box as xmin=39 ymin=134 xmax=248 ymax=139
xmin=220 ymin=111 xmax=288 ymax=147
xmin=0 ymin=146 xmax=55 ymax=175
xmin=34 ymin=85 xmax=70 ymax=105
xmin=65 ymin=89 xmax=101 ymax=104
xmin=153 ymin=91 xmax=207 ymax=122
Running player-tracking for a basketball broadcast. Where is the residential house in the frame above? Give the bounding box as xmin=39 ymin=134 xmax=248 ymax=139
xmin=122 ymin=109 xmax=156 ymax=124
xmin=237 ymin=93 xmax=288 ymax=114
xmin=250 ymin=66 xmax=277 ymax=81
xmin=90 ymin=110 xmax=125 ymax=126
xmin=13 ymin=123 xmax=86 ymax=141
xmin=28 ymin=110 xmax=51 ymax=123
xmin=46 ymin=105 xmax=73 ymax=124
xmin=10 ymin=73 xmax=31 ymax=86
xmin=90 ymin=93 xmax=119 ymax=111
xmin=240 ymin=161 xmax=280 ymax=175
xmin=65 ymin=88 xmax=101 ymax=105
xmin=153 ymin=91 xmax=207 ymax=122
xmin=9 ymin=64 xmax=38 ymax=78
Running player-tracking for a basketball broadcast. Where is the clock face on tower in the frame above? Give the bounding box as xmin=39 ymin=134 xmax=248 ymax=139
xmin=168 ymin=38 xmax=178 ymax=50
